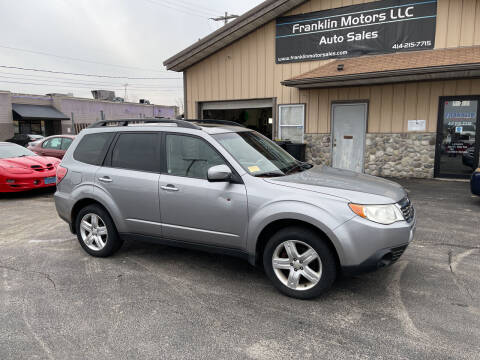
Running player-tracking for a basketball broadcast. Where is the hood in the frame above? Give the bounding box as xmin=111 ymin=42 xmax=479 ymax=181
xmin=0 ymin=156 xmax=58 ymax=169
xmin=265 ymin=166 xmax=406 ymax=204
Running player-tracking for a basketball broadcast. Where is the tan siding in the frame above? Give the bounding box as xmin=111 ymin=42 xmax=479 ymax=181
xmin=471 ymin=79 xmax=480 ymax=94
xmin=460 ymin=0 xmax=477 ymax=46
xmin=308 ymin=89 xmax=319 ymax=133
xmin=226 ymin=47 xmax=234 ymax=100
xmin=257 ymin=26 xmax=266 ymax=98
xmin=317 ymin=89 xmax=329 ymax=133
xmin=218 ymin=51 xmax=227 ymax=102
xmin=475 ymin=1 xmax=480 ymax=45
xmin=392 ymin=84 xmax=406 ymax=133
xmin=446 ymin=0 xmax=463 ymax=48
xmin=416 ymin=82 xmax=431 ymax=127
xmin=368 ymin=86 xmax=383 ymax=132
xmin=428 ymin=81 xmax=444 ymax=132
xmin=456 ymin=79 xmax=472 ymax=95
xmin=265 ymin=21 xmax=275 ymax=97
xmin=403 ymin=83 xmax=419 ymax=132
xmin=379 ymin=84 xmax=393 ymax=133
xmin=435 ymin=0 xmax=449 ymax=48
xmin=185 ymin=0 xmax=480 ymax=134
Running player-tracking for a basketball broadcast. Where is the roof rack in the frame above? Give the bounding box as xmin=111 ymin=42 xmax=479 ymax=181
xmin=188 ymin=119 xmax=246 ymax=127
xmin=88 ymin=118 xmax=201 ymax=129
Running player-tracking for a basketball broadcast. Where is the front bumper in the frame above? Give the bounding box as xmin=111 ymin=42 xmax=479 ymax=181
xmin=0 ymin=171 xmax=57 ymax=192
xmin=334 ymin=214 xmax=416 ymax=275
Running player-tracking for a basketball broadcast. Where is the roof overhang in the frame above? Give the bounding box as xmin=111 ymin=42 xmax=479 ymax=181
xmin=12 ymin=104 xmax=70 ymax=120
xmin=282 ymin=64 xmax=480 ymax=88
xmin=163 ymin=0 xmax=306 ymax=72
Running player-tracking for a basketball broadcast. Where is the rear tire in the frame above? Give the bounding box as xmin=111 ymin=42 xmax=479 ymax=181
xmin=263 ymin=226 xmax=337 ymax=299
xmin=75 ymin=204 xmax=123 ymax=257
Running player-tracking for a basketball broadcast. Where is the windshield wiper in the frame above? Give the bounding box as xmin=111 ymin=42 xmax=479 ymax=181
xmin=254 ymin=171 xmax=285 ymax=178
xmin=284 ymin=162 xmax=313 ymax=175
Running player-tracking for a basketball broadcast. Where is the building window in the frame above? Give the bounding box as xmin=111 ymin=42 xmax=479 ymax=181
xmin=278 ymin=104 xmax=305 ymax=143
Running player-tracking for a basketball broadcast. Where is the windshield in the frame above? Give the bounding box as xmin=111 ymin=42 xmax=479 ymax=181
xmin=0 ymin=143 xmax=37 ymax=159
xmin=213 ymin=131 xmax=307 ymax=177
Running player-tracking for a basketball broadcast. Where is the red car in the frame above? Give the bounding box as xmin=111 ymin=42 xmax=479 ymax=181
xmin=0 ymin=142 xmax=60 ymax=192
xmin=28 ymin=135 xmax=75 ymax=159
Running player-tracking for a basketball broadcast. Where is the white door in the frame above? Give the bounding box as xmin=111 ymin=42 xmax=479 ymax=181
xmin=332 ymin=103 xmax=367 ymax=173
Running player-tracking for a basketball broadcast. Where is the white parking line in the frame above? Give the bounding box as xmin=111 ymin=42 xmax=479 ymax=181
xmin=28 ymin=238 xmax=75 ymax=244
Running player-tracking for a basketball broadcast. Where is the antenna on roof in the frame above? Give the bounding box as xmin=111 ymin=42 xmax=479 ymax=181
xmin=210 ymin=12 xmax=239 ymax=25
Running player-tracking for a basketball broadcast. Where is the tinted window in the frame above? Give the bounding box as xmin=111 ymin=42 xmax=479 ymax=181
xmin=111 ymin=133 xmax=159 ymax=172
xmin=61 ymin=137 xmax=73 ymax=150
xmin=43 ymin=137 xmax=62 ymax=149
xmin=166 ymin=134 xmax=225 ymax=179
xmin=74 ymin=133 xmax=114 ymax=165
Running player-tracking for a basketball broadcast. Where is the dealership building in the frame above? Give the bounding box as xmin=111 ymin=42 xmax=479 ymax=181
xmin=165 ymin=0 xmax=480 ymax=178
xmin=0 ymin=91 xmax=178 ymax=140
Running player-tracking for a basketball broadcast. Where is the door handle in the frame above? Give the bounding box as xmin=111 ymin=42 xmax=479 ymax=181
xmin=98 ymin=176 xmax=113 ymax=183
xmin=161 ymin=184 xmax=179 ymax=192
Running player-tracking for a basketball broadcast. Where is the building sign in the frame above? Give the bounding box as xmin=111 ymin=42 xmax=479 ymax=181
xmin=408 ymin=120 xmax=426 ymax=132
xmin=275 ymin=0 xmax=437 ymax=64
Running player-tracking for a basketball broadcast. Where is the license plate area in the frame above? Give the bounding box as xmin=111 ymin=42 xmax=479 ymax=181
xmin=44 ymin=176 xmax=56 ymax=185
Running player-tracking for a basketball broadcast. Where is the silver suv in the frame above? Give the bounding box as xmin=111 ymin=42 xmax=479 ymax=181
xmin=54 ymin=119 xmax=415 ymax=299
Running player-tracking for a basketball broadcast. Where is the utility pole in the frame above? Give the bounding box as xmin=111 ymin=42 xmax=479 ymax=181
xmin=123 ymin=83 xmax=129 ymax=101
xmin=71 ymin=112 xmax=76 ymax=135
xmin=210 ymin=12 xmax=239 ymax=25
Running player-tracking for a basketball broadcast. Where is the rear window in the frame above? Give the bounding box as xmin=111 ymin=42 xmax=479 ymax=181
xmin=111 ymin=133 xmax=159 ymax=172
xmin=73 ymin=133 xmax=114 ymax=165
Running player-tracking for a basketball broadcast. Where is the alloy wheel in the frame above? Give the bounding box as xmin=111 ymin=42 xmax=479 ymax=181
xmin=272 ymin=240 xmax=322 ymax=291
xmin=80 ymin=213 xmax=108 ymax=251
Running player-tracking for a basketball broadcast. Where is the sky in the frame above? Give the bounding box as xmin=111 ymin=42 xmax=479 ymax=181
xmin=0 ymin=0 xmax=263 ymax=109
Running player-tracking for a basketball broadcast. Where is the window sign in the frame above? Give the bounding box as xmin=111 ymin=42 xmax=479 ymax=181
xmin=276 ymin=0 xmax=437 ymax=63
xmin=437 ymin=99 xmax=478 ymax=177
xmin=279 ymin=104 xmax=305 ymax=143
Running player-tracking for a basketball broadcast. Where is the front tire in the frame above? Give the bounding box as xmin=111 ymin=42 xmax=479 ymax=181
xmin=75 ymin=204 xmax=123 ymax=257
xmin=263 ymin=226 xmax=337 ymax=299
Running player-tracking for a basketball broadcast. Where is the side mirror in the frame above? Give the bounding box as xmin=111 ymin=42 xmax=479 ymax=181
xmin=207 ymin=164 xmax=232 ymax=182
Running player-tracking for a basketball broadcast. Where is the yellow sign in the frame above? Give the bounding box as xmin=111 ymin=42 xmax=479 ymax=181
xmin=248 ymin=166 xmax=260 ymax=173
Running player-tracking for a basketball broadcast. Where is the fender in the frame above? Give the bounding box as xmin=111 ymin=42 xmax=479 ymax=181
xmin=90 ymin=183 xmax=127 ymax=232
xmin=69 ymin=183 xmax=127 ymax=233
xmin=247 ymin=199 xmax=354 ymax=264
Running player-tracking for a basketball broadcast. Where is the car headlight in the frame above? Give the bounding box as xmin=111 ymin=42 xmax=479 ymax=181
xmin=349 ymin=203 xmax=404 ymax=225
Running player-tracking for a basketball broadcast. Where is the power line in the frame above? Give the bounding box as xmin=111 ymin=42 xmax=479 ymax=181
xmin=0 ymin=71 xmax=181 ymax=87
xmin=173 ymin=0 xmax=218 ymax=14
xmin=140 ymin=0 xmax=213 ymax=18
xmin=0 ymin=79 xmax=183 ymax=93
xmin=0 ymin=44 xmax=169 ymax=73
xmin=0 ymin=65 xmax=181 ymax=80
xmin=0 ymin=75 xmax=182 ymax=90
xmin=148 ymin=0 xmax=215 ymax=17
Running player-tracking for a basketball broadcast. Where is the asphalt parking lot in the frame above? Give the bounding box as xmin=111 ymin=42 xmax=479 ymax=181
xmin=0 ymin=179 xmax=479 ymax=360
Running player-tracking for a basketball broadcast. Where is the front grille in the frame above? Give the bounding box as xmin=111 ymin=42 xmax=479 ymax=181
xmin=391 ymin=245 xmax=408 ymax=262
xmin=398 ymin=197 xmax=414 ymax=223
